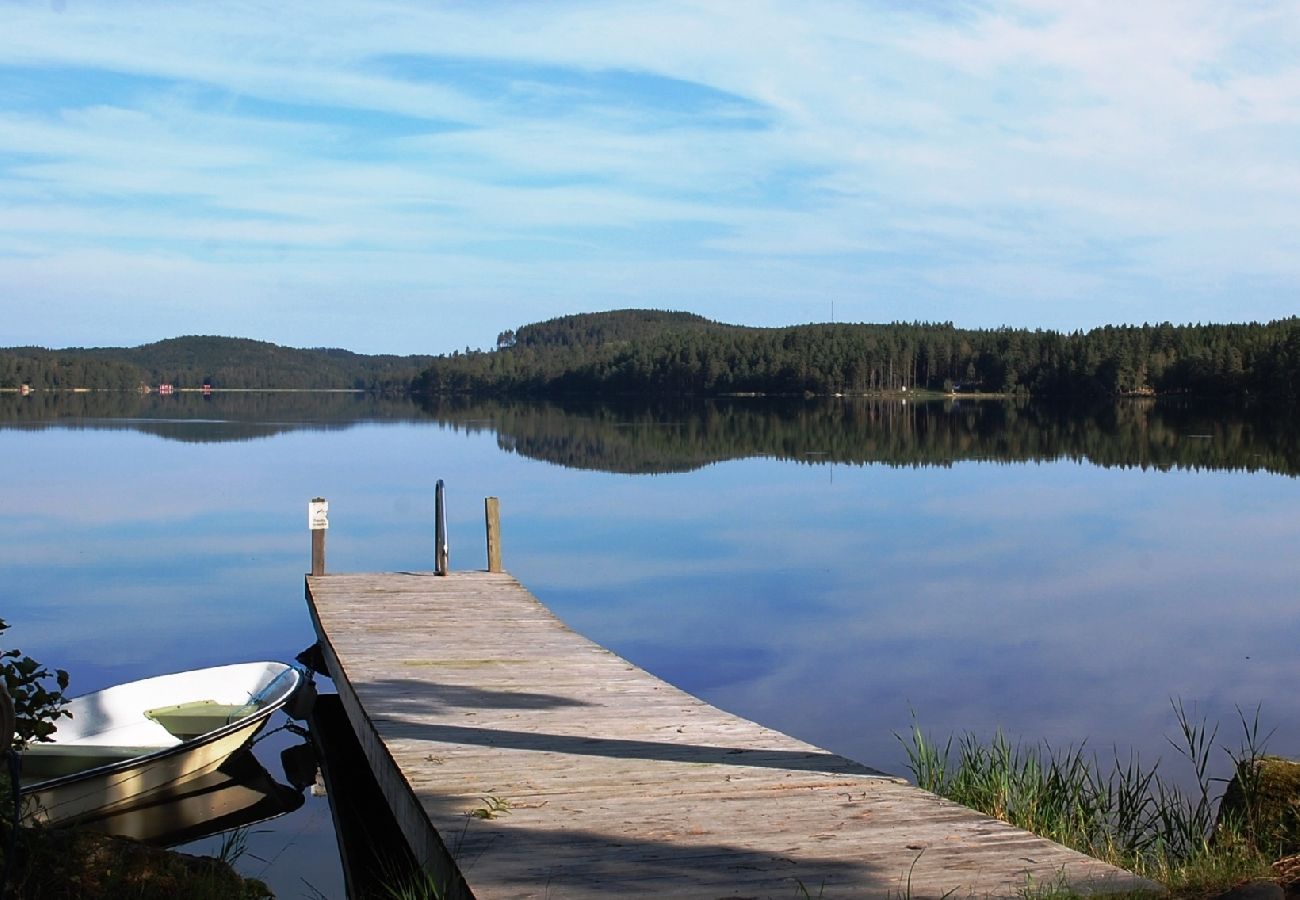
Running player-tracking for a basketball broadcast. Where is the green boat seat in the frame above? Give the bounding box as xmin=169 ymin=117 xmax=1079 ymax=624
xmin=145 ymin=700 xmax=258 ymax=740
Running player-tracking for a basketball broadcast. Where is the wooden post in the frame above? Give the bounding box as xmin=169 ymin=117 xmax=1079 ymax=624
xmin=309 ymin=498 xmax=328 ymax=576
xmin=434 ymin=480 xmax=448 ymax=576
xmin=484 ymin=497 xmax=502 ymax=573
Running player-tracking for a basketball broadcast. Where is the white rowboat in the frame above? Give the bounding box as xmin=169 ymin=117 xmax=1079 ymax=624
xmin=19 ymin=661 xmax=303 ymax=827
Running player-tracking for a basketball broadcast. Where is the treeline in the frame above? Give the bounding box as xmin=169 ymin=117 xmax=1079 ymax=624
xmin=413 ymin=310 xmax=1300 ymax=402
xmin=1 ymin=336 xmax=436 ymax=392
xmin=421 ymin=396 xmax=1300 ymax=477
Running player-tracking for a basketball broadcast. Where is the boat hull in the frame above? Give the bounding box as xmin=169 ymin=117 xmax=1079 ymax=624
xmin=65 ymin=745 xmax=306 ymax=846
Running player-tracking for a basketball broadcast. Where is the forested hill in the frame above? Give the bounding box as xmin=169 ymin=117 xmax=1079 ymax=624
xmin=501 ymin=309 xmax=730 ymax=351
xmin=414 ymin=310 xmax=1300 ymax=402
xmin=1 ymin=336 xmax=435 ymax=391
xmin=419 ymin=309 xmax=739 ymax=396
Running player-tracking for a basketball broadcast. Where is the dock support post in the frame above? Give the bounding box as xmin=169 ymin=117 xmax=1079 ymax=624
xmin=435 ymin=480 xmax=448 ymax=576
xmin=485 ymin=497 xmax=501 ymax=573
xmin=309 ymin=497 xmax=328 ymax=576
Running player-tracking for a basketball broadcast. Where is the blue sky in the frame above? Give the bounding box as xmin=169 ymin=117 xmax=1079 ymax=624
xmin=3 ymin=1 xmax=1299 ymax=355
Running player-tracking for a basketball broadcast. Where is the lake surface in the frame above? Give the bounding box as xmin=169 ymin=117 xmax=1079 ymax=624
xmin=2 ymin=392 xmax=1298 ymax=898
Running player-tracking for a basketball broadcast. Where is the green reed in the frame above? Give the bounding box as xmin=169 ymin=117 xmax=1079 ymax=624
xmin=899 ymin=702 xmax=1276 ymax=893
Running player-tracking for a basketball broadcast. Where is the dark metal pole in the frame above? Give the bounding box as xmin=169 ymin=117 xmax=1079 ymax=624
xmin=435 ymin=480 xmax=448 ymax=575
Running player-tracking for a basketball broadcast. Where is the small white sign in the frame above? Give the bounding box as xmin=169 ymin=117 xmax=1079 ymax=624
xmin=309 ymin=499 xmax=329 ymax=530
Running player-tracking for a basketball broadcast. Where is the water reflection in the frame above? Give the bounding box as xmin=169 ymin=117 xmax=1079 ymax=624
xmin=0 ymin=391 xmax=433 ymax=443
xmin=5 ymin=392 xmax=1298 ymax=475
xmin=424 ymin=396 xmax=1300 ymax=476
xmin=63 ymin=741 xmax=306 ymax=846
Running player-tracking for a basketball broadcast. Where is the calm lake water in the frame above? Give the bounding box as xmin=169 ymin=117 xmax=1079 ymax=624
xmin=2 ymin=392 xmax=1298 ymax=898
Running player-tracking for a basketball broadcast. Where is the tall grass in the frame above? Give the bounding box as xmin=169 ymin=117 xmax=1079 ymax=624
xmin=899 ymin=702 xmax=1277 ymax=893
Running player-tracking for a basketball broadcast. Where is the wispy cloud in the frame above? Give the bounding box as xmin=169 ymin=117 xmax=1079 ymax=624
xmin=2 ymin=1 xmax=1298 ymax=351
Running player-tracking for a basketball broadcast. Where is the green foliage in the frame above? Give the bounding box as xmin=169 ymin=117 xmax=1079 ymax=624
xmin=10 ymin=313 xmax=1300 ymax=402
xmin=468 ymin=795 xmax=511 ymax=820
xmin=899 ymin=703 xmax=1279 ymax=893
xmin=0 ymin=827 xmax=273 ymax=899
xmin=0 ymin=619 xmax=69 ymax=749
xmin=214 ymin=826 xmax=254 ymax=867
xmin=0 ymin=336 xmax=436 ymax=392
xmin=413 ymin=311 xmax=1300 ymax=403
xmin=379 ymin=868 xmax=448 ymax=900
xmin=1214 ymin=709 xmax=1300 ymax=859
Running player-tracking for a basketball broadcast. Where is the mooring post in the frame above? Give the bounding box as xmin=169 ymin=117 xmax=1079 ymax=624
xmin=485 ymin=497 xmax=502 ymax=573
xmin=309 ymin=497 xmax=328 ymax=576
xmin=435 ymin=480 xmax=449 ymax=576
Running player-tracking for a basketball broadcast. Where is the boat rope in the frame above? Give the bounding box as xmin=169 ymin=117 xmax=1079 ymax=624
xmin=249 ymin=720 xmax=310 ymax=748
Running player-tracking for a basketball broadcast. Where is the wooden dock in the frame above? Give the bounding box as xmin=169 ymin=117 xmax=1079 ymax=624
xmin=306 ymin=570 xmax=1155 ymax=898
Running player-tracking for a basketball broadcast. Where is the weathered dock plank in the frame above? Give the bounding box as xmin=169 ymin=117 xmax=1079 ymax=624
xmin=307 ymin=571 xmax=1155 ymax=898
